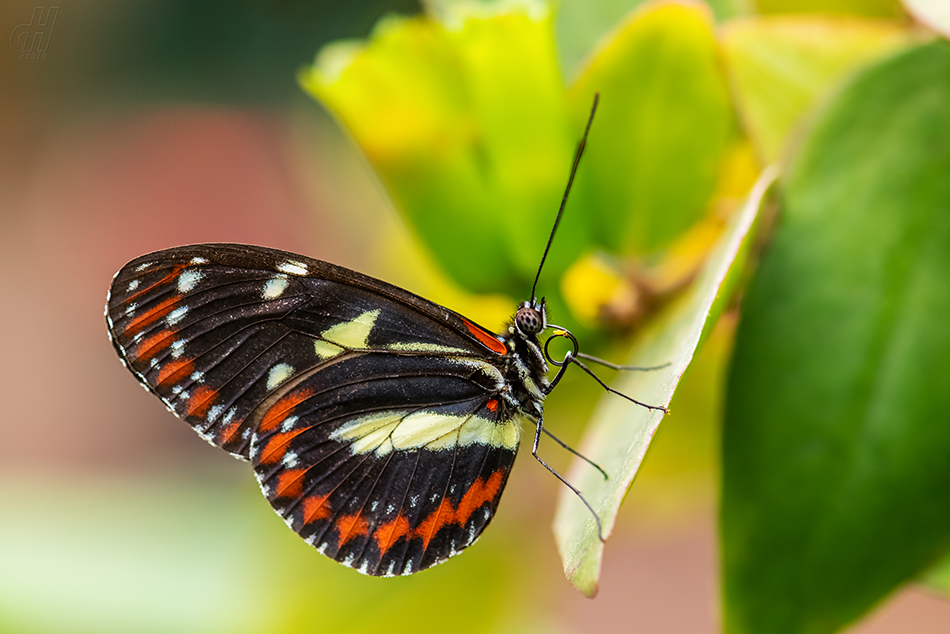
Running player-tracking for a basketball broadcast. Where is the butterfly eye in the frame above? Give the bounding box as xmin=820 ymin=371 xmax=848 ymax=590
xmin=515 ymin=306 xmax=543 ymax=335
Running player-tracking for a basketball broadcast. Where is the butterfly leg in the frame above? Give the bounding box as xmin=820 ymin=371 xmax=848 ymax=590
xmin=541 ymin=427 xmax=607 ymax=480
xmin=564 ymin=355 xmax=668 ymax=413
xmin=575 ymin=353 xmax=671 ymax=372
xmin=531 ymin=415 xmax=605 ymax=542
xmin=543 ymin=329 xmax=667 ymax=413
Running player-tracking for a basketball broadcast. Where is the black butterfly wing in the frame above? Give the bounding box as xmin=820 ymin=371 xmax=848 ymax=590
xmin=106 ymin=243 xmax=523 ymax=575
xmin=253 ymin=387 xmax=519 ymax=576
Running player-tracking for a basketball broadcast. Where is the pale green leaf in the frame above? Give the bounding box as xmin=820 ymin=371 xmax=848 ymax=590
xmin=552 ymin=166 xmax=776 ymax=596
xmin=722 ymin=16 xmax=911 ymax=162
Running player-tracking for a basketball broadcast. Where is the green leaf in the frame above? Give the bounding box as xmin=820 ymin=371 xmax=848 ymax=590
xmin=922 ymin=551 xmax=950 ymax=599
xmin=722 ymin=16 xmax=911 ymax=162
xmin=552 ymin=166 xmax=776 ymax=596
xmin=722 ymin=40 xmax=950 ymax=634
xmin=569 ymin=1 xmax=734 ymax=255
xmin=302 ymin=1 xmax=577 ymax=293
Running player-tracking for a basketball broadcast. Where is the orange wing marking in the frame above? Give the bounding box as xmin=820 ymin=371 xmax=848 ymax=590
xmin=303 ymin=495 xmax=331 ymax=524
xmin=336 ymin=513 xmax=370 ymax=547
xmin=371 ymin=471 xmax=506 ymax=553
xmin=258 ymin=428 xmax=307 ymax=465
xmin=461 ymin=318 xmax=507 ymax=355
xmin=157 ymin=358 xmax=194 ymax=386
xmin=131 ymin=329 xmax=173 ymax=362
xmin=454 ymin=471 xmax=504 ymax=526
xmin=122 ymin=263 xmax=186 ymax=304
xmin=123 ymin=296 xmax=180 ymax=337
xmin=259 ymin=389 xmax=314 ymax=433
xmin=218 ymin=420 xmax=242 ymax=445
xmin=374 ymin=515 xmax=412 ymax=555
xmin=274 ymin=468 xmax=307 ymax=498
xmin=184 ymin=385 xmax=217 ymax=418
xmin=414 ymin=498 xmax=456 ymax=550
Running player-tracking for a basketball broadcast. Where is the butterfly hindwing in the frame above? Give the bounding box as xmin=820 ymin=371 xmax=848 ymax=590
xmin=106 ymin=243 xmax=525 ymax=574
xmin=254 ymin=391 xmax=519 ymax=575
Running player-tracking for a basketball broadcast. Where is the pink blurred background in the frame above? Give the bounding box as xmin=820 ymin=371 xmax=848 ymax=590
xmin=1 ymin=1 xmax=947 ymax=632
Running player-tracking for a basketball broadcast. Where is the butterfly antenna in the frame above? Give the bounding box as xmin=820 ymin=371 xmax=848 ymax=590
xmin=530 ymin=93 xmax=600 ymax=303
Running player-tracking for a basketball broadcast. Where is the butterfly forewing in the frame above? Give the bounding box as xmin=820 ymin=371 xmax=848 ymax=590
xmin=107 ymin=244 xmax=525 ymax=574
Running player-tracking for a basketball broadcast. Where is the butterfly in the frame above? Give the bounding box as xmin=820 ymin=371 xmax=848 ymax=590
xmin=105 ymin=95 xmax=666 ymax=577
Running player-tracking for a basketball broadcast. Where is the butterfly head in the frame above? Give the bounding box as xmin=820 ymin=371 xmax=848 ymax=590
xmin=515 ymin=299 xmax=547 ymax=337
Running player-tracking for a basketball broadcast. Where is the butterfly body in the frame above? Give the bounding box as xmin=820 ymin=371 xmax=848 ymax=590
xmin=107 ymin=243 xmax=555 ymax=576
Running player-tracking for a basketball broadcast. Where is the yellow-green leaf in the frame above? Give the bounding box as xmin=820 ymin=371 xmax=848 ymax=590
xmin=722 ymin=16 xmax=911 ymax=162
xmin=302 ymin=1 xmax=577 ymax=293
xmin=754 ymin=0 xmax=902 ymax=18
xmin=552 ymin=166 xmax=776 ymax=596
xmin=569 ymin=1 xmax=733 ymax=255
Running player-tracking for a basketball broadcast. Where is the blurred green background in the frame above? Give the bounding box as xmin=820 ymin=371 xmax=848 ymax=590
xmin=1 ymin=0 xmax=947 ymax=632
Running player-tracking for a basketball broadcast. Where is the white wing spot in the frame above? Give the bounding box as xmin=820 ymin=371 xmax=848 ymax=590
xmin=305 ymin=535 xmax=316 ymax=546
xmin=134 ymin=262 xmax=154 ymax=272
xmin=371 ymin=501 xmax=379 ymax=511
xmin=358 ymin=561 xmax=370 ymax=575
xmin=280 ymin=415 xmax=299 ymax=432
xmin=177 ymin=269 xmax=202 ymax=293
xmin=341 ymin=554 xmax=355 ymax=567
xmin=125 ymin=303 xmax=137 ymax=317
xmin=126 ymin=279 xmax=140 ymax=292
xmin=208 ymin=405 xmax=224 ymax=422
xmin=241 ymin=428 xmax=251 ymax=440
xmin=171 ymin=384 xmax=184 ymax=395
xmin=277 ymin=260 xmax=309 ymax=276
xmin=166 ymin=306 xmax=188 ymax=325
xmin=282 ymin=451 xmax=298 ymax=468
xmin=223 ymin=407 xmax=237 ymax=425
xmin=132 ymin=331 xmax=145 ymax=344
xmin=190 ymin=371 xmax=204 ymax=383
xmin=262 ymin=275 xmax=289 ymax=299
xmin=410 ymin=495 xmax=418 ymax=508
xmin=267 ymin=363 xmax=294 ymax=390
xmin=317 ymin=543 xmax=327 ymax=555
xmin=170 ymin=339 xmax=185 ymax=358
xmin=387 ymin=504 xmax=395 ymax=515
xmin=189 ymin=257 xmax=209 ymax=265
xmin=386 ymin=561 xmax=396 ymax=577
